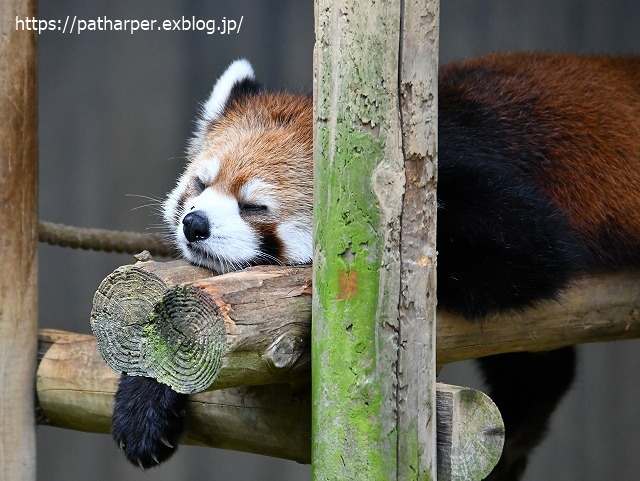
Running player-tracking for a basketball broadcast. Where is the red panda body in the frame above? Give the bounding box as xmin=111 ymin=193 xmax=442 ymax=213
xmin=441 ymin=53 xmax=640 ymax=266
xmin=112 ymin=53 xmax=640 ymax=480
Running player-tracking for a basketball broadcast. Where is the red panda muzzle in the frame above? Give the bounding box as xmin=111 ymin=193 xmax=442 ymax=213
xmin=182 ymin=210 xmax=210 ymax=243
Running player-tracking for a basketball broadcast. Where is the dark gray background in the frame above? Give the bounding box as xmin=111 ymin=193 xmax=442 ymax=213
xmin=37 ymin=1 xmax=640 ymax=480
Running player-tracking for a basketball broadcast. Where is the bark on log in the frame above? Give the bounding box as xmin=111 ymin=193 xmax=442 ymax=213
xmin=436 ymin=270 xmax=640 ymax=365
xmin=36 ymin=329 xmax=312 ymax=462
xmin=36 ymin=329 xmax=503 ymax=478
xmin=91 ymin=261 xmax=640 ymax=390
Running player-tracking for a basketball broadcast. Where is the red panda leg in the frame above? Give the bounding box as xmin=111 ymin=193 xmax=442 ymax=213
xmin=436 ymin=155 xmax=588 ymax=319
xmin=476 ymin=347 xmax=576 ymax=481
xmin=111 ymin=374 xmax=188 ymax=469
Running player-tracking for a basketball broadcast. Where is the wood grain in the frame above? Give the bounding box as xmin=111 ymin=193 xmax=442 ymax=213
xmin=0 ymin=1 xmax=37 ymax=479
xmin=37 ymin=330 xmax=503 ymax=474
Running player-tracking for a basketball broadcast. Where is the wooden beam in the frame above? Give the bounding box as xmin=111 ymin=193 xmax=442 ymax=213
xmin=436 ymin=270 xmax=640 ymax=365
xmin=397 ymin=0 xmax=440 ymax=476
xmin=36 ymin=330 xmax=312 ymax=462
xmin=36 ymin=329 xmax=503 ymax=479
xmin=313 ymin=0 xmax=439 ymax=478
xmin=0 ymin=1 xmax=37 ymax=479
xmin=90 ymin=261 xmax=640 ymax=389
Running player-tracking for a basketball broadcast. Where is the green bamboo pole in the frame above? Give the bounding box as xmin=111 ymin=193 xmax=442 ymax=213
xmin=312 ymin=1 xmax=439 ymax=480
xmin=0 ymin=0 xmax=38 ymax=479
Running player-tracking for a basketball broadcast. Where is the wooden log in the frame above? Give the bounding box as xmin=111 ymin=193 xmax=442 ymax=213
xmin=436 ymin=384 xmax=504 ymax=480
xmin=90 ymin=259 xmax=213 ymax=381
xmin=396 ymin=0 xmax=440 ymax=476
xmin=36 ymin=329 xmax=503 ymax=478
xmin=313 ymin=0 xmax=440 ymax=478
xmin=36 ymin=330 xmax=312 ymax=462
xmin=91 ymin=261 xmax=640 ymax=391
xmin=91 ymin=261 xmax=312 ymax=392
xmin=436 ymin=270 xmax=640 ymax=365
xmin=0 ymin=1 xmax=38 ymax=479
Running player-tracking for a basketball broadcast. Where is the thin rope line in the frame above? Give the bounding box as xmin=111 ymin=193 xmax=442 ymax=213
xmin=38 ymin=220 xmax=174 ymax=257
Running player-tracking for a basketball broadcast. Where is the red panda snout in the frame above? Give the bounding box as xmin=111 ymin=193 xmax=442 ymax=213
xmin=182 ymin=211 xmax=210 ymax=243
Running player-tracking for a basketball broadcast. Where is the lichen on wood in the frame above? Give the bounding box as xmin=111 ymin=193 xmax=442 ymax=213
xmin=141 ymin=285 xmax=227 ymax=394
xmin=312 ymin=1 xmax=439 ymax=479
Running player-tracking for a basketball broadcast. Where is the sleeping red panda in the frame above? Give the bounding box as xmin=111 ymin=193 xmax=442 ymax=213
xmin=111 ymin=53 xmax=640 ymax=480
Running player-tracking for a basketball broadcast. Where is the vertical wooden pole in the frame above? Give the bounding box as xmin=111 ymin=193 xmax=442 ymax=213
xmin=0 ymin=1 xmax=38 ymax=480
xmin=313 ymin=0 xmax=438 ymax=479
xmin=397 ymin=1 xmax=439 ymax=478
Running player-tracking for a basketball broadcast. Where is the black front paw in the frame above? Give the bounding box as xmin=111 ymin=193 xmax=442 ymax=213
xmin=112 ymin=374 xmax=188 ymax=469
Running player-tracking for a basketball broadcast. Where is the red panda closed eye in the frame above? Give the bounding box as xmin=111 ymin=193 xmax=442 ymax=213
xmin=114 ymin=53 xmax=640 ymax=479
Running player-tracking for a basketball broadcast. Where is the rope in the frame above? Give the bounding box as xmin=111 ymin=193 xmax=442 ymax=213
xmin=38 ymin=220 xmax=174 ymax=258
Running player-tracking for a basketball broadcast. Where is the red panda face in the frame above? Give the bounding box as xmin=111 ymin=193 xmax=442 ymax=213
xmin=163 ymin=60 xmax=313 ymax=273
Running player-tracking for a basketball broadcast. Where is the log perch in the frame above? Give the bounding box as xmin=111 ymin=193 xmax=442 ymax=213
xmin=91 ymin=260 xmax=313 ymax=393
xmin=36 ymin=329 xmax=312 ymax=462
xmin=91 ymin=260 xmax=640 ymax=393
xmin=81 ymin=260 xmax=638 ymax=475
xmin=36 ymin=328 xmax=503 ymax=476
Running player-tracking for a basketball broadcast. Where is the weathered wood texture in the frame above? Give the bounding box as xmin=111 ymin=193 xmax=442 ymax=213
xmin=91 ymin=261 xmax=312 ymax=392
xmin=0 ymin=1 xmax=37 ymax=479
xmin=397 ymin=1 xmax=440 ymax=477
xmin=36 ymin=329 xmax=502 ymax=478
xmin=436 ymin=385 xmax=503 ymax=480
xmin=313 ymin=0 xmax=439 ymax=479
xmin=91 ymin=261 xmax=640 ymax=387
xmin=36 ymin=330 xmax=312 ymax=462
xmin=436 ymin=270 xmax=640 ymax=365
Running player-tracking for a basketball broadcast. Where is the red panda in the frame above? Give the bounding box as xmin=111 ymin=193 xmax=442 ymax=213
xmin=112 ymin=53 xmax=640 ymax=480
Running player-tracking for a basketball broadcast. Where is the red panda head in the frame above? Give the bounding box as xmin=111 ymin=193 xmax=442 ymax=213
xmin=163 ymin=60 xmax=313 ymax=273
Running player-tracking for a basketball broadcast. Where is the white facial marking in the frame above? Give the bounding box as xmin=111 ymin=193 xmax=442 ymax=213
xmin=176 ymin=189 xmax=259 ymax=273
xmin=195 ymin=158 xmax=221 ymax=185
xmin=277 ymin=220 xmax=313 ymax=265
xmin=163 ymin=172 xmax=191 ymax=226
xmin=239 ymin=179 xmax=278 ymax=211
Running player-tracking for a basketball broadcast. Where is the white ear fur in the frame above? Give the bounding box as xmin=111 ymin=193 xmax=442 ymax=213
xmin=202 ymin=59 xmax=255 ymax=123
xmin=189 ymin=59 xmax=255 ymax=155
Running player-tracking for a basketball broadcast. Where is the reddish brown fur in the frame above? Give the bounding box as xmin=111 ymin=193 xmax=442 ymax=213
xmin=206 ymin=93 xmax=313 ymax=190
xmin=441 ymin=52 xmax=640 ymax=265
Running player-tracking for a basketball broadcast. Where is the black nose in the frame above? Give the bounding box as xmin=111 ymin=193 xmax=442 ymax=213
xmin=182 ymin=211 xmax=210 ymax=242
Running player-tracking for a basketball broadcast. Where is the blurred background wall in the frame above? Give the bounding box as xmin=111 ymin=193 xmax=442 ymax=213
xmin=37 ymin=1 xmax=640 ymax=480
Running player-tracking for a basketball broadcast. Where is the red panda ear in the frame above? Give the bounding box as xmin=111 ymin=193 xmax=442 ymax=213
xmin=202 ymin=59 xmax=260 ymax=123
xmin=189 ymin=59 xmax=262 ymax=155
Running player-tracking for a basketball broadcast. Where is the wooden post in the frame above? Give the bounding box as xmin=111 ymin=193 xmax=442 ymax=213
xmin=0 ymin=1 xmax=38 ymax=479
xmin=313 ymin=1 xmax=439 ymax=479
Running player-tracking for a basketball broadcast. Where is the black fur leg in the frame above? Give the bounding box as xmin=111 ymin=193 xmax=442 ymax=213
xmin=112 ymin=374 xmax=188 ymax=469
xmin=477 ymin=347 xmax=576 ymax=481
xmin=436 ymin=156 xmax=588 ymax=318
xmin=437 ymin=97 xmax=590 ymax=318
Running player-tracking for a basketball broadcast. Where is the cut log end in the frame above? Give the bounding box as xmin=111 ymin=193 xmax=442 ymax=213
xmin=142 ymin=285 xmax=227 ymax=394
xmin=90 ymin=261 xmax=226 ymax=394
xmin=90 ymin=265 xmax=168 ymax=375
xmin=436 ymin=383 xmax=504 ymax=481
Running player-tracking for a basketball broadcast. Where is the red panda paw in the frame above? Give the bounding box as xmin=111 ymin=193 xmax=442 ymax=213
xmin=112 ymin=374 xmax=188 ymax=469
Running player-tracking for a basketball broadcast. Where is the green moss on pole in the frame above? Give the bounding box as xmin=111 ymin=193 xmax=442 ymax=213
xmin=312 ymin=1 xmax=439 ymax=479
